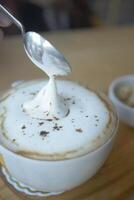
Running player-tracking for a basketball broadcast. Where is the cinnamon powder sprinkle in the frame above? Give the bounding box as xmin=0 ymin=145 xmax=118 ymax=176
xmin=53 ymin=116 xmax=59 ymax=120
xmin=22 ymin=125 xmax=26 ymax=129
xmin=40 ymin=131 xmax=49 ymax=137
xmin=39 ymin=122 xmax=44 ymax=126
xmin=65 ymin=98 xmax=71 ymax=101
xmin=46 ymin=119 xmax=53 ymax=122
xmin=53 ymin=124 xmax=63 ymax=131
xmin=75 ymin=128 xmax=83 ymax=133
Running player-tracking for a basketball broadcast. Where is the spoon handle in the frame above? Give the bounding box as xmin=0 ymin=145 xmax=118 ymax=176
xmin=0 ymin=4 xmax=24 ymax=34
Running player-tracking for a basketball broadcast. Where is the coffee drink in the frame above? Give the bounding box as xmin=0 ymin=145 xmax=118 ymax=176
xmin=0 ymin=80 xmax=117 ymax=160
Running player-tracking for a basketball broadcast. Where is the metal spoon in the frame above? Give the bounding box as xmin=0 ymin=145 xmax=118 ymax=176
xmin=0 ymin=4 xmax=71 ymax=75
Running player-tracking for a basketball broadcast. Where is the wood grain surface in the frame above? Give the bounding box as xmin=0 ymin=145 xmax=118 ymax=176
xmin=0 ymin=26 xmax=134 ymax=200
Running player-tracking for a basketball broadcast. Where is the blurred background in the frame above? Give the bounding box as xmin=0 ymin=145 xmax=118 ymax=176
xmin=1 ymin=0 xmax=134 ymax=36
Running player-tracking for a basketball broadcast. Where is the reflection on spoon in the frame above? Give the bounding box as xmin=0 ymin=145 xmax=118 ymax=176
xmin=24 ymin=32 xmax=71 ymax=76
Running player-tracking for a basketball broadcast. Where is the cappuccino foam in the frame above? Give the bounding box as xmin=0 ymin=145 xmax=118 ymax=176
xmin=0 ymin=80 xmax=117 ymax=160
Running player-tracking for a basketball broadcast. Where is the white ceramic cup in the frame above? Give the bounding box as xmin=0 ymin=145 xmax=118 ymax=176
xmin=0 ymin=130 xmax=117 ymax=193
xmin=0 ymin=92 xmax=118 ymax=193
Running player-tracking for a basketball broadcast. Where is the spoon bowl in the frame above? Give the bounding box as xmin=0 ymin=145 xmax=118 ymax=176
xmin=24 ymin=31 xmax=71 ymax=75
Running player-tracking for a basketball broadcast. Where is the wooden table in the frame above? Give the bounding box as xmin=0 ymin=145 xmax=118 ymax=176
xmin=0 ymin=26 xmax=134 ymax=200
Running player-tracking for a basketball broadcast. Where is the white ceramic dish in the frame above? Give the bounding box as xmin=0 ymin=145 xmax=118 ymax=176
xmin=108 ymin=75 xmax=134 ymax=126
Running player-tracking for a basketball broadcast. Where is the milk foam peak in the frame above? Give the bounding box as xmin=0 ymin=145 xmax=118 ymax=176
xmin=23 ymin=51 xmax=71 ymax=120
